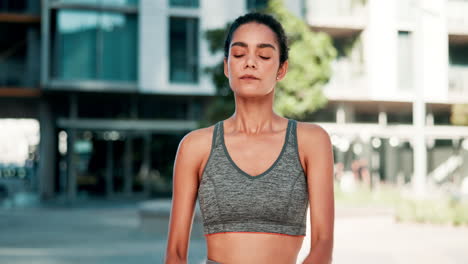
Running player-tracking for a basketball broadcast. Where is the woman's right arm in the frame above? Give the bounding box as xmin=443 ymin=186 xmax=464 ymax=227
xmin=164 ymin=128 xmax=209 ymax=264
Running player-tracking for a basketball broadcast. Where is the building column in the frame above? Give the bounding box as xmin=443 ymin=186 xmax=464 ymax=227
xmin=105 ymin=140 xmax=114 ymax=198
xmin=142 ymin=133 xmax=152 ymax=196
xmin=336 ymin=103 xmax=354 ymax=124
xmin=38 ymin=99 xmax=56 ymax=200
xmin=66 ymin=128 xmax=77 ymax=202
xmin=67 ymin=94 xmax=78 ymax=202
xmin=383 ymin=138 xmax=399 ymax=183
xmin=124 ymin=133 xmax=134 ymax=196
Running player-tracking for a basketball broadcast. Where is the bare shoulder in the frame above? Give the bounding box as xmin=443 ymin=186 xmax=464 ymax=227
xmin=295 ymin=121 xmax=331 ymax=146
xmin=176 ymin=123 xmax=216 ymax=177
xmin=179 ymin=124 xmax=214 ymax=151
xmin=295 ymin=121 xmax=332 ymax=162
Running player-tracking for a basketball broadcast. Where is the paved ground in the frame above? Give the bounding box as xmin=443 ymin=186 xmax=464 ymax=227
xmin=0 ymin=201 xmax=467 ymax=264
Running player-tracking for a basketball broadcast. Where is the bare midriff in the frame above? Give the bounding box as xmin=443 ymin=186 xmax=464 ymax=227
xmin=205 ymin=232 xmax=305 ymax=264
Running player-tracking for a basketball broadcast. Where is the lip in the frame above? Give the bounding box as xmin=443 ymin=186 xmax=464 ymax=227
xmin=240 ymin=74 xmax=259 ymax=80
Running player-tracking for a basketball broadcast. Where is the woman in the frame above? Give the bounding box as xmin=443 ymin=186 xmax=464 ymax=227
xmin=165 ymin=13 xmax=334 ymax=264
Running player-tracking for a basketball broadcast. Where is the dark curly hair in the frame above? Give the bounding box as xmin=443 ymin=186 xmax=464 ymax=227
xmin=223 ymin=12 xmax=289 ymax=67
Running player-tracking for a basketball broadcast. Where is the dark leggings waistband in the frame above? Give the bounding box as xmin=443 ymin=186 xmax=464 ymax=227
xmin=206 ymin=259 xmax=222 ymax=264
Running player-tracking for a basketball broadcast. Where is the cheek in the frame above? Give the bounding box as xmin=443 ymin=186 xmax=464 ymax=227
xmin=228 ymin=61 xmax=243 ymax=77
xmin=264 ymin=63 xmax=279 ymax=79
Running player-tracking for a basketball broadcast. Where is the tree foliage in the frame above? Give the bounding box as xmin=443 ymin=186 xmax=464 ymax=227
xmin=451 ymin=104 xmax=468 ymax=126
xmin=266 ymin=0 xmax=336 ymax=119
xmin=200 ymin=0 xmax=336 ymax=126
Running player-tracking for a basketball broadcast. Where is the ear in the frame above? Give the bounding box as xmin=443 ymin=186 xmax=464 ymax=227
xmin=224 ymin=58 xmax=229 ymax=79
xmin=276 ymin=60 xmax=288 ymax=81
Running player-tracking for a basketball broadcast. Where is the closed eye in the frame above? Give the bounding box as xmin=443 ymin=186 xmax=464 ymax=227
xmin=260 ymin=56 xmax=270 ymax=60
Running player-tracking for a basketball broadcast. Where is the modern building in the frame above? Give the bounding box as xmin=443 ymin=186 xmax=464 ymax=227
xmin=0 ymin=0 xmax=467 ymax=204
xmin=0 ymin=0 xmax=304 ymax=203
xmin=0 ymin=0 xmax=42 ymax=203
xmin=308 ymin=0 xmax=468 ymax=193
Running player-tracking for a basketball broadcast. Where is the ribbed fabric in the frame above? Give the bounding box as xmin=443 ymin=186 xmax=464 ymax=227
xmin=197 ymin=119 xmax=308 ymax=236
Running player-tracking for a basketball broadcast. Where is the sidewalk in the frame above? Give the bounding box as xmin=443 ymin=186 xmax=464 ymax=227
xmin=0 ymin=201 xmax=467 ymax=264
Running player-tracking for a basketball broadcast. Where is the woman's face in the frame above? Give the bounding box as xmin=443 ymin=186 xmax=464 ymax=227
xmin=224 ymin=22 xmax=288 ymax=97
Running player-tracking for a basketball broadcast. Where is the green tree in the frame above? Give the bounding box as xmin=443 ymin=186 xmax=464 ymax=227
xmin=451 ymin=104 xmax=468 ymax=126
xmin=200 ymin=0 xmax=336 ymax=127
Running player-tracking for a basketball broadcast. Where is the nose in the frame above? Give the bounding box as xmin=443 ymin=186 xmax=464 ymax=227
xmin=244 ymin=55 xmax=256 ymax=69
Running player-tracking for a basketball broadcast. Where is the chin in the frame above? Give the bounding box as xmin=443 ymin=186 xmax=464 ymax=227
xmin=234 ymin=88 xmax=270 ymax=98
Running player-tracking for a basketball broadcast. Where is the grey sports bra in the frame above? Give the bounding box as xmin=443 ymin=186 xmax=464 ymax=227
xmin=197 ymin=119 xmax=309 ymax=237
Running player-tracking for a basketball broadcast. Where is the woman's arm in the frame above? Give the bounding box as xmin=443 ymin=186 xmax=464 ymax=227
xmin=298 ymin=123 xmax=335 ymax=264
xmin=164 ymin=128 xmax=210 ymax=264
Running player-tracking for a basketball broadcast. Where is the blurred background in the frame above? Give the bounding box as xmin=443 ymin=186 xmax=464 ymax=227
xmin=0 ymin=0 xmax=467 ymax=263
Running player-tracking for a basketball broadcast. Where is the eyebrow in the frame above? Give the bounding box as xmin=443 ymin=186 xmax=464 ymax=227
xmin=230 ymin=41 xmax=276 ymax=50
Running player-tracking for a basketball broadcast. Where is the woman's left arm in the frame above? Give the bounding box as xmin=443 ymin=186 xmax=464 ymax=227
xmin=298 ymin=123 xmax=335 ymax=264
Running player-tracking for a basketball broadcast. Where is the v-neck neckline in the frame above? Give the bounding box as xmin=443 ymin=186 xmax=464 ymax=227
xmin=220 ymin=119 xmax=291 ymax=180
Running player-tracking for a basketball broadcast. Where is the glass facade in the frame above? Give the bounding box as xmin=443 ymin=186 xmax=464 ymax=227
xmin=54 ymin=9 xmax=138 ymax=81
xmin=448 ymin=44 xmax=468 ymax=94
xmin=247 ymin=0 xmax=268 ymax=10
xmin=0 ymin=0 xmax=40 ymax=14
xmin=169 ymin=17 xmax=199 ymax=83
xmin=53 ymin=0 xmax=138 ymax=7
xmin=0 ymin=23 xmax=40 ymax=87
xmin=169 ymin=0 xmax=199 ymax=8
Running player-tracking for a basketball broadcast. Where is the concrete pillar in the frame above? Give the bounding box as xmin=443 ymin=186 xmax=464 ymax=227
xmin=365 ymin=0 xmax=398 ymax=99
xmin=124 ymin=133 xmax=134 ymax=196
xmin=105 ymin=140 xmax=114 ymax=198
xmin=67 ymin=94 xmax=78 ymax=202
xmin=411 ymin=0 xmax=446 ymax=197
xmin=38 ymin=99 xmax=56 ymax=200
xmin=142 ymin=133 xmax=152 ymax=196
xmin=378 ymin=109 xmax=387 ymax=126
xmin=66 ymin=129 xmax=77 ymax=201
xmin=336 ymin=103 xmax=354 ymax=124
xmin=383 ymin=138 xmax=399 ymax=183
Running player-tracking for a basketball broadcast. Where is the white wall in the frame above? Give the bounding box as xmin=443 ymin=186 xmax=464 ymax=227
xmin=364 ymin=0 xmax=398 ymax=100
xmin=139 ymin=0 xmax=168 ymax=94
xmin=418 ymin=0 xmax=449 ymax=101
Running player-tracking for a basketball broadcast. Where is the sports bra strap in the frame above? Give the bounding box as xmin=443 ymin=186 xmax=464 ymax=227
xmin=211 ymin=121 xmax=222 ymax=149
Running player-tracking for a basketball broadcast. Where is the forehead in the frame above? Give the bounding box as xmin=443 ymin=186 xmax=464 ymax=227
xmin=231 ymin=22 xmax=278 ymax=49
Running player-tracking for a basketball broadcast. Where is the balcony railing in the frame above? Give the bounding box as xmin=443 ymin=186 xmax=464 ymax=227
xmin=324 ymin=58 xmax=368 ymax=98
xmin=307 ymin=0 xmax=367 ymax=29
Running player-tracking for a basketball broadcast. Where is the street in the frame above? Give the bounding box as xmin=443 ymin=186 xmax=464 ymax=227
xmin=0 ymin=202 xmax=467 ymax=264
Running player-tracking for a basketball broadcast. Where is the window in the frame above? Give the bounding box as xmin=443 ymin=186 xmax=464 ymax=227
xmin=448 ymin=44 xmax=468 ymax=93
xmin=247 ymin=0 xmax=268 ymax=10
xmin=53 ymin=0 xmax=138 ymax=7
xmin=169 ymin=17 xmax=199 ymax=83
xmin=169 ymin=0 xmax=199 ymax=8
xmin=0 ymin=23 xmax=40 ymax=87
xmin=397 ymin=31 xmax=413 ymax=91
xmin=53 ymin=9 xmax=138 ymax=81
xmin=0 ymin=0 xmax=39 ymax=14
